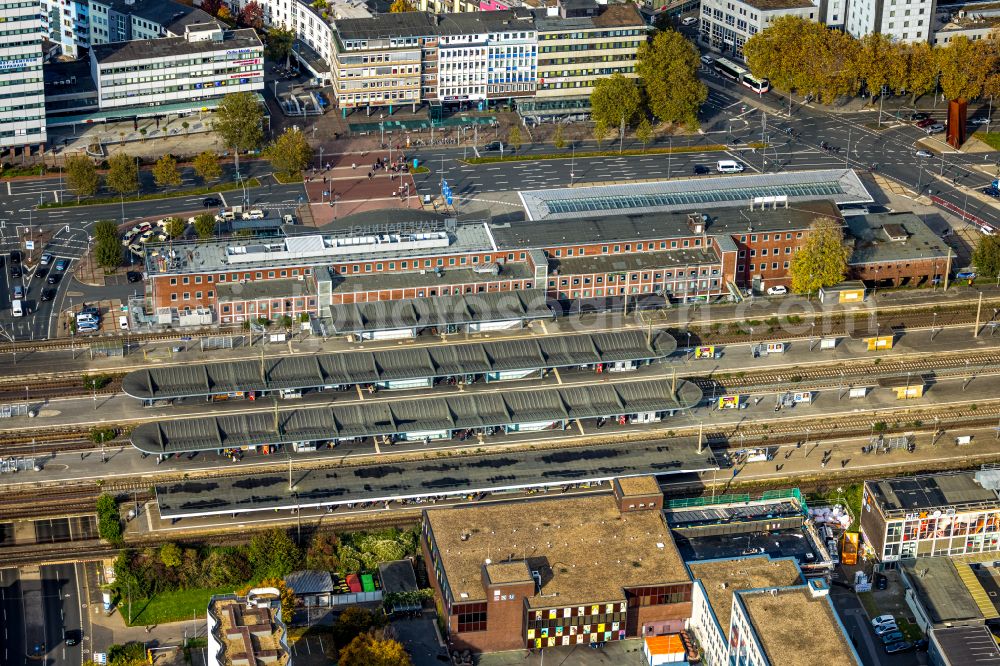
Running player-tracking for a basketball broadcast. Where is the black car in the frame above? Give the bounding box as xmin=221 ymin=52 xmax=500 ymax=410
xmin=910 ymin=112 xmax=930 ymax=121
xmin=203 ymin=196 xmax=222 ymax=208
xmin=126 ymin=271 xmax=143 ymax=283
xmin=875 ymin=573 xmax=888 ymax=589
xmin=34 ymin=267 xmax=47 ymax=280
xmin=693 ymin=165 xmax=711 ymax=175
xmin=64 ymin=637 xmax=78 ymax=647
xmin=40 ymin=288 xmax=55 ymax=301
xmin=885 ymin=641 xmax=914 ymax=655
xmin=9 ymin=250 xmax=21 ymax=264
xmin=483 ymin=141 xmax=504 ymax=152
xmin=47 ymin=273 xmax=60 ymax=285
xmin=10 ymin=265 xmax=20 ymax=278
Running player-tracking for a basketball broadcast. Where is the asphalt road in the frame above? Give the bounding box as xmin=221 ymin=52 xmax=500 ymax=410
xmin=40 ymin=563 xmax=83 ymax=666
xmin=0 ymin=568 xmax=25 ymax=666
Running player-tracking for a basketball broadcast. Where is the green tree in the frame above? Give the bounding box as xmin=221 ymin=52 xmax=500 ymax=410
xmin=789 ymin=218 xmax=850 ymax=295
xmin=164 ymin=217 xmax=186 ymax=239
xmin=96 ymin=494 xmax=123 ymax=546
xmin=972 ymin=235 xmax=1000 ymax=282
xmin=552 ymin=124 xmax=566 ymax=149
xmin=592 ymin=119 xmax=608 ymax=148
xmin=204 ymin=547 xmax=253 ymax=587
xmin=937 ymin=36 xmax=991 ymax=101
xmin=636 ymin=30 xmax=707 ymax=128
xmin=152 ymin=154 xmax=182 ymax=189
xmin=93 ymin=220 xmax=123 ymax=270
xmin=589 ymin=73 xmax=642 ymax=142
xmin=857 ymin=33 xmax=896 ymax=102
xmin=194 ymin=213 xmax=217 ymax=240
xmin=389 ymin=0 xmax=415 ymax=11
xmin=305 ymin=532 xmax=341 ymax=571
xmin=64 ymin=155 xmax=99 ymax=201
xmin=265 ymin=26 xmax=295 ymax=66
xmin=744 ymin=15 xmax=810 ymax=98
xmin=506 ymin=125 xmax=522 ymax=152
xmin=338 ymin=634 xmax=411 ymax=666
xmin=105 ymin=153 xmax=139 ymax=196
xmin=159 ymin=542 xmax=182 ymax=568
xmin=193 ymin=151 xmax=222 ymax=182
xmin=635 ymin=117 xmax=654 ymax=151
xmin=214 ymin=92 xmax=264 ymax=175
xmin=263 ymin=127 xmax=312 ymax=179
xmin=247 ymin=528 xmax=301 ymax=580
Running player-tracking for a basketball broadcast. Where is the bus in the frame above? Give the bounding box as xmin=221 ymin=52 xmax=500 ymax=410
xmin=713 ymin=57 xmax=770 ymax=94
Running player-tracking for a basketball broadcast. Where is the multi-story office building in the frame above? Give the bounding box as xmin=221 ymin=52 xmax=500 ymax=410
xmin=331 ymin=10 xmax=536 ymax=112
xmin=845 ymin=0 xmax=936 ymax=43
xmin=221 ymin=0 xmax=334 ymax=81
xmin=0 ymin=0 xmax=47 ymax=152
xmin=89 ymin=25 xmax=264 ymax=109
xmin=41 ymin=0 xmax=221 ymax=59
xmin=698 ymin=0 xmax=820 ymax=59
xmin=861 ymin=470 xmax=1000 ymax=562
xmin=523 ymin=3 xmax=645 ymax=122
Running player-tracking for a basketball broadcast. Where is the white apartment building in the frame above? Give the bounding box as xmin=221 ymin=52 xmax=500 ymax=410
xmin=89 ymin=25 xmax=263 ymax=109
xmin=0 ymin=0 xmax=47 ymax=151
xmin=845 ymin=0 xmax=936 ymax=42
xmin=699 ymin=0 xmax=819 ymax=59
xmin=438 ymin=14 xmax=536 ymax=102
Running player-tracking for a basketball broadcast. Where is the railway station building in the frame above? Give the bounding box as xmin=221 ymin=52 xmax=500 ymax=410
xmin=861 ymin=470 xmax=1000 ymax=562
xmin=420 ymin=485 xmax=695 ymax=653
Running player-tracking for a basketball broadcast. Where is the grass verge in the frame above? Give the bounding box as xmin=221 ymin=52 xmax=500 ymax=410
xmin=273 ymin=172 xmax=303 ymax=184
xmin=857 ymin=591 xmax=880 ymax=619
xmin=39 ymin=178 xmax=261 ymax=209
xmin=409 ymin=165 xmax=430 ymax=174
xmin=976 ymin=132 xmax=1000 ymax=151
xmin=461 ymin=143 xmax=762 ymax=165
xmin=125 ymin=586 xmax=234 ymax=626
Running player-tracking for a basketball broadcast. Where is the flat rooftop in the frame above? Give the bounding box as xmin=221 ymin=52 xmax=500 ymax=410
xmin=518 ymin=170 xmax=871 ymax=222
xmin=847 ymin=212 xmax=950 ymax=265
xmin=741 ymin=0 xmax=815 ymax=9
xmin=332 ymin=262 xmax=534 ymax=294
xmin=92 ymin=29 xmax=261 ymax=65
xmin=615 ymin=475 xmax=661 ymax=497
xmin=550 ymin=248 xmax=720 ymax=275
xmin=334 ymin=9 xmax=534 ymax=42
xmin=425 ymin=494 xmax=689 ymax=607
xmin=155 ymin=437 xmax=720 ymax=518
xmin=739 ymin=585 xmax=858 ymax=666
xmin=866 ymin=472 xmax=1000 ymax=515
xmin=688 ymin=556 xmax=802 ymax=630
xmin=900 ymin=557 xmax=984 ymax=624
xmin=933 ymin=626 xmax=1000 ymax=666
xmin=209 ymin=592 xmax=289 ymax=666
xmin=216 ymin=278 xmax=315 ymax=302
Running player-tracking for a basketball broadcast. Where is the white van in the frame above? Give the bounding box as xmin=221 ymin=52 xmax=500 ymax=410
xmin=11 ymin=299 xmax=23 ymax=317
xmin=717 ymin=160 xmax=745 ymax=174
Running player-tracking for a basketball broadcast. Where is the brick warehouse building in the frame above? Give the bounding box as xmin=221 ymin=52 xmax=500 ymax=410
xmin=140 ymin=172 xmax=949 ymax=325
xmin=421 ymin=477 xmax=694 ymax=653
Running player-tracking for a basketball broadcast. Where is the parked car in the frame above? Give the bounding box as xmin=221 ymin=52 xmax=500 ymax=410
xmin=956 ymin=271 xmax=977 ymax=280
xmin=925 ymin=123 xmax=945 ymax=134
xmin=203 ymin=197 xmax=222 ymax=208
xmin=915 ymin=149 xmax=932 ymax=158
xmin=875 ymin=573 xmax=888 ymax=589
xmin=39 ymin=253 xmax=52 ymax=266
xmin=126 ymin=271 xmax=143 ymax=283
xmin=875 ymin=622 xmax=900 ymax=637
xmin=983 ymin=187 xmax=1000 ymax=198
xmin=682 ymin=16 xmax=698 ymax=25
xmin=916 ymin=118 xmax=936 ymax=128
xmin=881 ymin=631 xmax=904 ymax=645
xmin=693 ymin=165 xmax=711 ymax=175
xmin=871 ymin=615 xmax=896 ymax=628
xmin=885 ymin=641 xmax=914 ymax=655
xmin=910 ymin=112 xmax=929 ymax=121
xmin=483 ymin=141 xmax=504 ymax=152
xmin=700 ymin=54 xmax=714 ymax=65
xmin=766 ymin=285 xmax=788 ymax=296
